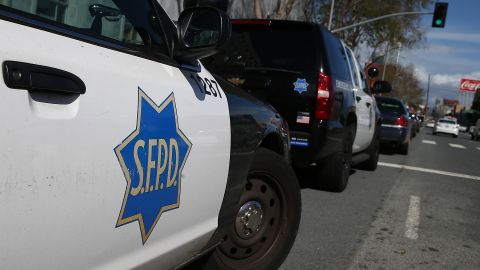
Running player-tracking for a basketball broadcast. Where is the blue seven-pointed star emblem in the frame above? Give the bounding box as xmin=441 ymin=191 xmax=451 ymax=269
xmin=293 ymin=78 xmax=309 ymax=94
xmin=115 ymin=88 xmax=192 ymax=244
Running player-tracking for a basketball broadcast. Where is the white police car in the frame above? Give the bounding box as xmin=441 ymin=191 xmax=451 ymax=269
xmin=0 ymin=1 xmax=300 ymax=269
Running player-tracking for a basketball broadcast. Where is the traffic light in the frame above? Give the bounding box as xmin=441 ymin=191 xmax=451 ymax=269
xmin=432 ymin=2 xmax=448 ymax=28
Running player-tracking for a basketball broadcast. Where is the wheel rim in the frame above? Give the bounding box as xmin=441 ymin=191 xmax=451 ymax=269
xmin=218 ymin=174 xmax=287 ymax=266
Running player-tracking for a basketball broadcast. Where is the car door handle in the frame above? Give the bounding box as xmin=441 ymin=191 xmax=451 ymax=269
xmin=3 ymin=61 xmax=86 ymax=95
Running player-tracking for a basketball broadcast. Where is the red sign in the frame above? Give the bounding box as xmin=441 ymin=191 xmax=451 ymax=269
xmin=460 ymin=79 xmax=480 ymax=92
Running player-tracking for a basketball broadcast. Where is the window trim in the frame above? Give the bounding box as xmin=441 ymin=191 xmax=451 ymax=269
xmin=0 ymin=3 xmax=181 ymax=67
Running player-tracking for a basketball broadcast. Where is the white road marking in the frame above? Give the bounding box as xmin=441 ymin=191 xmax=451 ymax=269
xmin=449 ymin=143 xmax=466 ymax=149
xmin=378 ymin=162 xmax=480 ymax=181
xmin=422 ymin=140 xmax=436 ymax=145
xmin=405 ymin=195 xmax=421 ymax=240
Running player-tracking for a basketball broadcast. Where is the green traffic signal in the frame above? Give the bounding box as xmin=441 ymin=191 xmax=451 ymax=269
xmin=432 ymin=2 xmax=448 ymax=28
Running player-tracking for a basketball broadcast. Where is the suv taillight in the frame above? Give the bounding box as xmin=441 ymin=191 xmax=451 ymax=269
xmin=315 ymin=72 xmax=333 ymax=120
xmin=394 ymin=115 xmax=408 ymax=127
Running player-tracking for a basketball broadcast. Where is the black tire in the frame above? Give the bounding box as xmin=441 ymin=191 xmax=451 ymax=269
xmin=453 ymin=134 xmax=458 ymax=138
xmin=433 ymin=131 xmax=437 ymax=135
xmin=202 ymin=148 xmax=301 ymax=270
xmin=318 ymin=128 xmax=353 ymax=192
xmin=398 ymin=142 xmax=409 ymax=155
xmin=357 ymin=128 xmax=380 ymax=171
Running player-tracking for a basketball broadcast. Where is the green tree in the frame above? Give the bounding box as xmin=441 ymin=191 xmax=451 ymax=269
xmin=315 ymin=0 xmax=433 ymax=51
xmin=382 ymin=64 xmax=424 ymax=107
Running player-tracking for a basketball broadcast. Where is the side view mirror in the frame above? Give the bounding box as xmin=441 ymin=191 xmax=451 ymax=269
xmin=367 ymin=67 xmax=380 ymax=78
xmin=174 ymin=7 xmax=231 ymax=63
xmin=372 ymin=80 xmax=392 ymax=94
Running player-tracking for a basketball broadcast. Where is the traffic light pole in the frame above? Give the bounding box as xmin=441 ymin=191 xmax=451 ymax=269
xmin=331 ymin=11 xmax=433 ymax=33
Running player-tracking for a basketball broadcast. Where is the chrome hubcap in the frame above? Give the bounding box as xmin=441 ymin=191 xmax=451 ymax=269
xmin=235 ymin=201 xmax=263 ymax=239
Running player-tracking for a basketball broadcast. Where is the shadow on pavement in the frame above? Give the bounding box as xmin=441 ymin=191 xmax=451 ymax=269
xmin=295 ymin=167 xmax=357 ymax=192
xmin=379 ymin=143 xmax=397 ymax=155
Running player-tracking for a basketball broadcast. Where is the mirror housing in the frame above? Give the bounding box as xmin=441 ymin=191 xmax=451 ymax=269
xmin=174 ymin=7 xmax=231 ymax=63
xmin=367 ymin=67 xmax=380 ymax=78
xmin=372 ymin=80 xmax=392 ymax=94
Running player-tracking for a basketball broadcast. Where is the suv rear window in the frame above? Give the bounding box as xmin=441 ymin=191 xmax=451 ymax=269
xmin=376 ymin=98 xmax=406 ymax=114
xmin=202 ymin=24 xmax=317 ymax=75
xmin=439 ymin=119 xmax=456 ymax=125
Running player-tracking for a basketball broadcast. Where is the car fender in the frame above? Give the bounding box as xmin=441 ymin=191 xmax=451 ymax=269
xmin=187 ymin=75 xmax=290 ymax=261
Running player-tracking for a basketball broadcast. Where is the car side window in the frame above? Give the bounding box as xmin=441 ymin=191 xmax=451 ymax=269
xmin=0 ymin=0 xmax=169 ymax=56
xmin=345 ymin=48 xmax=359 ymax=88
xmin=360 ymin=72 xmax=371 ymax=95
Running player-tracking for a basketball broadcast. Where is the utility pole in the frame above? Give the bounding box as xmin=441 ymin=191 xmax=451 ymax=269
xmin=426 ymin=74 xmax=431 ymax=114
xmin=381 ymin=44 xmax=389 ymax=81
xmin=328 ymin=0 xmax=335 ymax=30
xmin=332 ymin=11 xmax=433 ymax=33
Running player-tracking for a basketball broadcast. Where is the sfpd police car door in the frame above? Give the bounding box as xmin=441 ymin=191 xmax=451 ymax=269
xmin=0 ymin=1 xmax=230 ymax=269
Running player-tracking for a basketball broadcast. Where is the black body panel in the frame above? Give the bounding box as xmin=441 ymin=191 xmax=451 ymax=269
xmin=197 ymin=74 xmax=290 ymax=254
xmin=203 ymin=19 xmax=356 ymax=169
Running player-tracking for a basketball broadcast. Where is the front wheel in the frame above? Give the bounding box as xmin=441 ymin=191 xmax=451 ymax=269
xmin=203 ymin=148 xmax=301 ymax=270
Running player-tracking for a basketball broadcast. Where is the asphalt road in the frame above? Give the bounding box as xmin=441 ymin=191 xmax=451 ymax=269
xmin=280 ymin=127 xmax=480 ymax=270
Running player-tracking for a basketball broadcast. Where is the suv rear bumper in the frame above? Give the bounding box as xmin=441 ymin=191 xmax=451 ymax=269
xmin=290 ymin=120 xmax=345 ymax=168
xmin=379 ymin=125 xmax=409 ymax=144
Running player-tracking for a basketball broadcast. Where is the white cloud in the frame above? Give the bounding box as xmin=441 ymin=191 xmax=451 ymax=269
xmin=426 ymin=44 xmax=455 ymax=54
xmin=427 ymin=32 xmax=480 ymax=44
xmin=414 ymin=65 xmax=480 ymax=88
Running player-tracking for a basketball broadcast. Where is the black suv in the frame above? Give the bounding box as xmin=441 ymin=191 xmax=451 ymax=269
xmin=203 ymin=19 xmax=358 ymax=191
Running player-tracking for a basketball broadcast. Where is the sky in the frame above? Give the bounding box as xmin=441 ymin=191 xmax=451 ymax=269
xmin=400 ymin=0 xmax=480 ymax=108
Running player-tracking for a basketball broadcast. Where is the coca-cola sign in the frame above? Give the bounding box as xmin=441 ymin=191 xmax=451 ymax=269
xmin=460 ymin=79 xmax=480 ymax=92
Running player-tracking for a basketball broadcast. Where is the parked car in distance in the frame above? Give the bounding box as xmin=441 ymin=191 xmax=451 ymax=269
xmin=375 ymin=96 xmax=412 ymax=155
xmin=203 ymin=19 xmax=371 ymax=191
xmin=411 ymin=113 xmax=421 ymax=132
xmin=409 ymin=113 xmax=419 ymax=138
xmin=425 ymin=119 xmax=436 ymax=128
xmin=470 ymin=119 xmax=480 ymax=141
xmin=418 ymin=115 xmax=425 ymax=125
xmin=459 ymin=125 xmax=468 ymax=133
xmin=433 ymin=117 xmax=459 ymax=138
